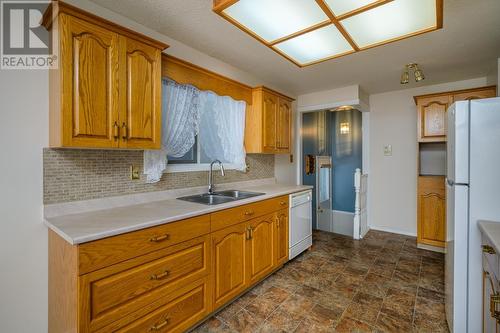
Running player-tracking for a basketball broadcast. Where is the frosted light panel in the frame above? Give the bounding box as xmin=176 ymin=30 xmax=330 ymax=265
xmin=341 ymin=0 xmax=437 ymax=48
xmin=274 ymin=25 xmax=353 ymax=65
xmin=325 ymin=0 xmax=380 ymax=16
xmin=223 ymin=0 xmax=328 ymax=42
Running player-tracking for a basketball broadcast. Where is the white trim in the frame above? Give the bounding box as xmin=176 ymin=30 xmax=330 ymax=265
xmin=369 ymin=225 xmax=417 ymax=237
xmin=165 ymin=163 xmax=239 ymax=173
xmin=331 ymin=210 xmax=354 ymax=237
xmin=417 ymin=243 xmax=445 ymax=253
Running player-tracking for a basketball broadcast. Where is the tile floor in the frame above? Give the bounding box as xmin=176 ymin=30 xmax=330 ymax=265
xmin=192 ymin=230 xmax=448 ymax=333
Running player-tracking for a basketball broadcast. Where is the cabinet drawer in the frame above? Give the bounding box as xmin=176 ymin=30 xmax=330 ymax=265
xmin=80 ymin=235 xmax=210 ymax=331
xmin=78 ymin=215 xmax=210 ymax=274
xmin=107 ymin=278 xmax=210 ymax=333
xmin=211 ymin=196 xmax=289 ymax=232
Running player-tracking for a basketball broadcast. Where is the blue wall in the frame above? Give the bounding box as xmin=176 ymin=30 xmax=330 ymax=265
xmin=301 ymin=110 xmax=362 ymax=229
xmin=330 ymin=110 xmax=362 ymax=213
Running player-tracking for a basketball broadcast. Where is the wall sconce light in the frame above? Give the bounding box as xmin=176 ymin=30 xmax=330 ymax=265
xmin=401 ymin=63 xmax=425 ymax=84
xmin=340 ymin=122 xmax=350 ymax=135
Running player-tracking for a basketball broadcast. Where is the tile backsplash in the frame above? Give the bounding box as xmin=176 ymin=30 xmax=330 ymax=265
xmin=43 ymin=149 xmax=274 ymax=204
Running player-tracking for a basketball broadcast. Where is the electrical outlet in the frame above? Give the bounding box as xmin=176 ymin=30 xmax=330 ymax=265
xmin=130 ymin=165 xmax=140 ymax=180
xmin=384 ymin=145 xmax=392 ymax=156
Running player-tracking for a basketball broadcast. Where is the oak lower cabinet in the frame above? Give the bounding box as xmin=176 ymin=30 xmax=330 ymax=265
xmin=247 ymin=213 xmax=276 ymax=285
xmin=212 ymin=223 xmax=249 ymax=310
xmin=275 ymin=209 xmax=289 ymax=266
xmin=417 ymin=176 xmax=446 ymax=248
xmin=43 ymin=2 xmax=166 ymax=149
xmin=212 ymin=210 xmax=289 ymax=311
xmin=49 ymin=196 xmax=290 ymax=332
xmin=245 ymin=86 xmax=294 ymax=154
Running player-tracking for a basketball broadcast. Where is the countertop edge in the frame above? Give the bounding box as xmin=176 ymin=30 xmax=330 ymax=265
xmin=45 ymin=185 xmax=313 ymax=245
xmin=479 ymin=220 xmax=500 ymax=254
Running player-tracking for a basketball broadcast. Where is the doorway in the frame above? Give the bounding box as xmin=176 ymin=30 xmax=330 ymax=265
xmin=301 ymin=109 xmax=363 ymax=237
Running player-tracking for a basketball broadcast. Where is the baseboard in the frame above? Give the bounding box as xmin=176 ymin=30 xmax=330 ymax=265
xmin=332 ymin=210 xmax=354 ymax=237
xmin=368 ymin=225 xmax=417 ymax=237
xmin=417 ymin=243 xmax=446 ymax=253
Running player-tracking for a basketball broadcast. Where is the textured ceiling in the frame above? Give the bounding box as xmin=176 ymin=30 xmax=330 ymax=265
xmin=89 ymin=0 xmax=500 ymax=95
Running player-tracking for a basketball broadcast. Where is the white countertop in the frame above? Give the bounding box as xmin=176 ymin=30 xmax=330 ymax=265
xmin=44 ymin=183 xmax=312 ymax=245
xmin=479 ymin=220 xmax=500 ymax=254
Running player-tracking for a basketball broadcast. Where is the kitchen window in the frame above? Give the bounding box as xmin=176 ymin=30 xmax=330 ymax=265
xmin=144 ymin=79 xmax=247 ymax=182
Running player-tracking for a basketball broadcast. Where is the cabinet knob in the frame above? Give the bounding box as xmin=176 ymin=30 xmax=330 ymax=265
xmin=483 ymin=244 xmax=496 ymax=254
xmin=244 ymin=211 xmax=254 ymax=216
xmin=279 ymin=201 xmax=286 ymax=206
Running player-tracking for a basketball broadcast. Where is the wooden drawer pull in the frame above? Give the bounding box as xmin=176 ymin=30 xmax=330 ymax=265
xmin=244 ymin=211 xmax=255 ymax=216
xmin=150 ymin=270 xmax=170 ymax=281
xmin=150 ymin=234 xmax=170 ymax=242
xmin=113 ymin=121 xmax=119 ymax=139
xmin=150 ymin=318 xmax=169 ymax=331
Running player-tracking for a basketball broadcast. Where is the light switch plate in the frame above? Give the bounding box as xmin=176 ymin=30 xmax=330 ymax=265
xmin=384 ymin=145 xmax=392 ymax=156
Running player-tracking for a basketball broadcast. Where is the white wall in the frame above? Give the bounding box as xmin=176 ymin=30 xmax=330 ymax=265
xmin=368 ymin=77 xmax=489 ymax=236
xmin=0 ymin=1 xmax=289 ymax=332
xmin=0 ymin=70 xmax=48 ymax=332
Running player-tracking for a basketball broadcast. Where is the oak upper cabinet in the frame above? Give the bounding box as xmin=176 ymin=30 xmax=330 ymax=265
xmin=212 ymin=223 xmax=248 ymax=310
xmin=415 ymin=95 xmax=452 ymax=142
xmin=277 ymin=98 xmax=292 ymax=151
xmin=43 ymin=2 xmax=167 ymax=149
xmin=274 ymin=209 xmax=289 ymax=266
xmin=246 ymin=214 xmax=275 ymax=285
xmin=453 ymin=86 xmax=496 ymax=101
xmin=246 ymin=86 xmax=294 ymax=154
xmin=414 ymin=86 xmax=497 ymax=143
xmin=119 ymin=37 xmax=162 ymax=149
xmin=417 ymin=176 xmax=446 ymax=248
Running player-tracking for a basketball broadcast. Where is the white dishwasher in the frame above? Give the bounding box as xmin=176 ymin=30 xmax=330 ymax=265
xmin=289 ymin=190 xmax=313 ymax=260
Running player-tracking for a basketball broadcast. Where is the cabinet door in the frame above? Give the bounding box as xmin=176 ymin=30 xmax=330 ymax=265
xmin=417 ymin=176 xmax=446 ymax=247
xmin=277 ymin=98 xmax=291 ymax=152
xmin=246 ymin=214 xmax=275 ymax=285
xmin=417 ymin=95 xmax=452 ymax=142
xmin=454 ymin=87 xmax=496 ymax=102
xmin=274 ymin=209 xmax=289 ymax=266
xmin=212 ymin=223 xmax=248 ymax=310
xmin=262 ymin=92 xmax=279 ymax=152
xmin=119 ymin=37 xmax=162 ymax=149
xmin=60 ymin=15 xmax=120 ymax=148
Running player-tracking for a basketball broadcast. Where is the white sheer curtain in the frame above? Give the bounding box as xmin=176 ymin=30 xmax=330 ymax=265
xmin=144 ymin=79 xmax=200 ymax=183
xmin=199 ymin=91 xmax=247 ymax=171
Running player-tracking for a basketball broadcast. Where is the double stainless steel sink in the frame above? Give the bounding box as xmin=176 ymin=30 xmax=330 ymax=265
xmin=177 ymin=190 xmax=265 ymax=205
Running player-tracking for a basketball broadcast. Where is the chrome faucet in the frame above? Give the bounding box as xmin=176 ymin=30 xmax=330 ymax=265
xmin=208 ymin=160 xmax=225 ymax=194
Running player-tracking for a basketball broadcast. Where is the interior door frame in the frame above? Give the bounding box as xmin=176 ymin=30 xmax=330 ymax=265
xmin=296 ymin=102 xmax=370 ymax=235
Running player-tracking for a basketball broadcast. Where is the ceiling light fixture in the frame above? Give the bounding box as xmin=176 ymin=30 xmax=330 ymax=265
xmin=213 ymin=0 xmax=443 ymax=67
xmin=401 ymin=63 xmax=425 ymax=84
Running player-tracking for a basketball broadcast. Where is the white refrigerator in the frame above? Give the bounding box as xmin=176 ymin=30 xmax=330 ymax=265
xmin=445 ymin=97 xmax=500 ymax=332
